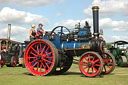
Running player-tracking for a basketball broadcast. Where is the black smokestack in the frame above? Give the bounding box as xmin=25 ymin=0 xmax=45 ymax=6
xmin=92 ymin=6 xmax=99 ymax=37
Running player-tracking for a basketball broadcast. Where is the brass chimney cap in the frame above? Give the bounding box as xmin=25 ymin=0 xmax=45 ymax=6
xmin=92 ymin=6 xmax=99 ymax=11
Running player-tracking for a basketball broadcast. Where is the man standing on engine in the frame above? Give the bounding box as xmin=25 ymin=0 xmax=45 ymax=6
xmin=37 ymin=23 xmax=45 ymax=39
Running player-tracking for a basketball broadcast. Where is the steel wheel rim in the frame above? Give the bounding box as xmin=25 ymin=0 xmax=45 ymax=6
xmin=25 ymin=40 xmax=55 ymax=76
xmin=79 ymin=53 xmax=102 ymax=77
xmin=102 ymin=53 xmax=114 ymax=74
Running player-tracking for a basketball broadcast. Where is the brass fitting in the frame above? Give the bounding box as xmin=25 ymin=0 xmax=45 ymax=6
xmin=92 ymin=6 xmax=99 ymax=11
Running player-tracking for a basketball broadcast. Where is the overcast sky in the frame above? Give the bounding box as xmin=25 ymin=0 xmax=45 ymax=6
xmin=0 ymin=0 xmax=128 ymax=42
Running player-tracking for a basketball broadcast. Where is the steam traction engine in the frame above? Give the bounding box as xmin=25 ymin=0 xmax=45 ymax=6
xmin=24 ymin=6 xmax=115 ymax=77
xmin=0 ymin=24 xmax=21 ymax=67
xmin=0 ymin=39 xmax=21 ymax=67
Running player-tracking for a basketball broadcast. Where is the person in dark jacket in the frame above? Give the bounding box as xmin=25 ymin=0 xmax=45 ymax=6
xmin=30 ymin=24 xmax=36 ymax=41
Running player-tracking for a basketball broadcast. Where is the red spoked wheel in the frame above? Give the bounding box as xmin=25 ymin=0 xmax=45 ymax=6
xmin=79 ymin=51 xmax=103 ymax=77
xmin=11 ymin=56 xmax=17 ymax=67
xmin=25 ymin=39 xmax=58 ymax=76
xmin=102 ymin=52 xmax=115 ymax=74
xmin=0 ymin=57 xmax=4 ymax=67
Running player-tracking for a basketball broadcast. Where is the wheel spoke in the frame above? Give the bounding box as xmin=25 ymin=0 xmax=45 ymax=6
xmin=107 ymin=65 xmax=111 ymax=68
xmin=107 ymin=58 xmax=111 ymax=62
xmin=30 ymin=52 xmax=37 ymax=57
xmin=41 ymin=45 xmax=46 ymax=54
xmin=94 ymin=59 xmax=100 ymax=63
xmin=44 ymin=59 xmax=52 ymax=63
xmin=84 ymin=58 xmax=88 ymax=62
xmin=30 ymin=59 xmax=37 ymax=64
xmin=45 ymin=61 xmax=50 ymax=69
xmin=92 ymin=57 xmax=95 ymax=61
xmin=45 ymin=52 xmax=52 ymax=56
xmin=31 ymin=47 xmax=38 ymax=54
xmin=88 ymin=55 xmax=91 ymax=61
xmin=40 ymin=63 xmax=42 ymax=72
xmin=40 ymin=43 xmax=42 ymax=52
xmin=45 ymin=56 xmax=53 ymax=59
xmin=94 ymin=64 xmax=100 ymax=67
xmin=37 ymin=45 xmax=39 ymax=54
xmin=28 ymin=57 xmax=36 ymax=59
xmin=84 ymin=66 xmax=88 ymax=69
xmin=92 ymin=67 xmax=94 ymax=74
xmin=107 ymin=63 xmax=113 ymax=65
xmin=44 ymin=46 xmax=50 ymax=54
xmin=81 ymin=63 xmax=87 ymax=65
xmin=87 ymin=67 xmax=90 ymax=73
xmin=41 ymin=62 xmax=46 ymax=71
xmin=32 ymin=62 xmax=38 ymax=68
xmin=36 ymin=62 xmax=39 ymax=71
xmin=93 ymin=67 xmax=98 ymax=72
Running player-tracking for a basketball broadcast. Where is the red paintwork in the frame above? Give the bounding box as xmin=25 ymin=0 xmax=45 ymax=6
xmin=0 ymin=58 xmax=4 ymax=67
xmin=102 ymin=54 xmax=114 ymax=74
xmin=99 ymin=37 xmax=104 ymax=40
xmin=12 ymin=57 xmax=17 ymax=67
xmin=100 ymin=41 xmax=104 ymax=53
xmin=79 ymin=53 xmax=102 ymax=77
xmin=25 ymin=40 xmax=55 ymax=76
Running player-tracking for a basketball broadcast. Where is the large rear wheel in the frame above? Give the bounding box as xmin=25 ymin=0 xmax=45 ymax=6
xmin=79 ymin=51 xmax=103 ymax=77
xmin=25 ymin=39 xmax=58 ymax=76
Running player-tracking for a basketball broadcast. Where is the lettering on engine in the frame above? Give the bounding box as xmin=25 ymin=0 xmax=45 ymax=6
xmin=80 ymin=44 xmax=91 ymax=49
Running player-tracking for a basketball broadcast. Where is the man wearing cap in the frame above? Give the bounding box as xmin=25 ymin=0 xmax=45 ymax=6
xmin=30 ymin=24 xmax=36 ymax=41
xmin=37 ymin=23 xmax=45 ymax=39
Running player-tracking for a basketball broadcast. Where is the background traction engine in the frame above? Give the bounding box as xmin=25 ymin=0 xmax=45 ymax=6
xmin=24 ymin=6 xmax=115 ymax=77
xmin=0 ymin=39 xmax=20 ymax=67
xmin=0 ymin=24 xmax=21 ymax=67
xmin=110 ymin=41 xmax=128 ymax=67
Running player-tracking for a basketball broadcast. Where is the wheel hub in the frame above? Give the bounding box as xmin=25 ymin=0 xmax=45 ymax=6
xmin=103 ymin=59 xmax=108 ymax=65
xmin=88 ymin=62 xmax=92 ymax=67
xmin=37 ymin=55 xmax=42 ymax=60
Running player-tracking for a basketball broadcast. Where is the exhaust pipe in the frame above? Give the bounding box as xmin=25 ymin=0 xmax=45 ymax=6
xmin=92 ymin=6 xmax=99 ymax=38
xmin=7 ymin=24 xmax=11 ymax=39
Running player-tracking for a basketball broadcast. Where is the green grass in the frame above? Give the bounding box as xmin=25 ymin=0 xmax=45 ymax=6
xmin=0 ymin=61 xmax=128 ymax=85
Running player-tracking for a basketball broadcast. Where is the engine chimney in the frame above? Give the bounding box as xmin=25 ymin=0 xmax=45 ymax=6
xmin=92 ymin=6 xmax=99 ymax=38
xmin=7 ymin=24 xmax=11 ymax=39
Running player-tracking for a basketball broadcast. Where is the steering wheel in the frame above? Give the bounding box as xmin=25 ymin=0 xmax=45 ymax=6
xmin=50 ymin=26 xmax=70 ymax=36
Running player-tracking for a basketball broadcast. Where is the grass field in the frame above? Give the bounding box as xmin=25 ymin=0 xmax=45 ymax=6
xmin=0 ymin=60 xmax=128 ymax=85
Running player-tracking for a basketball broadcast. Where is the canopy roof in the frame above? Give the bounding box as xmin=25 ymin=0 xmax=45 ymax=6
xmin=114 ymin=41 xmax=128 ymax=45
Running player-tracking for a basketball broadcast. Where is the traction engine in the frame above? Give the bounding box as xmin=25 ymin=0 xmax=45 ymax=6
xmin=0 ymin=24 xmax=21 ymax=67
xmin=24 ymin=6 xmax=115 ymax=77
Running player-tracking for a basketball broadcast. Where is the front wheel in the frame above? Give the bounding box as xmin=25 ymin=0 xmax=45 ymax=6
xmin=79 ymin=51 xmax=103 ymax=77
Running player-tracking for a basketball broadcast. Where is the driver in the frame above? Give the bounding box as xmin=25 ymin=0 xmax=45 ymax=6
xmin=37 ymin=23 xmax=45 ymax=39
xmin=109 ymin=46 xmax=114 ymax=53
